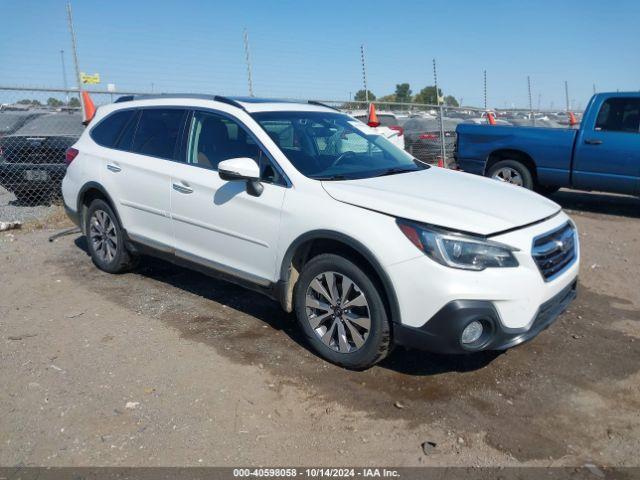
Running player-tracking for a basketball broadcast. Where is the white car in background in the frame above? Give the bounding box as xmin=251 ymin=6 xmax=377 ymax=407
xmin=350 ymin=110 xmax=405 ymax=150
xmin=62 ymin=95 xmax=579 ymax=369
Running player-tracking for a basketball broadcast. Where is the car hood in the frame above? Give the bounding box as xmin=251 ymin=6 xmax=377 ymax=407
xmin=321 ymin=168 xmax=561 ymax=236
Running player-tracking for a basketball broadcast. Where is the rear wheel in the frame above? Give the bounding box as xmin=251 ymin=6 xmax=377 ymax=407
xmin=294 ymin=254 xmax=391 ymax=369
xmin=85 ymin=199 xmax=137 ymax=273
xmin=487 ymin=159 xmax=534 ymax=190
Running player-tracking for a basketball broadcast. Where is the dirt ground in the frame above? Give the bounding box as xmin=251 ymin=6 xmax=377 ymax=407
xmin=1 ymin=189 xmax=639 ymax=467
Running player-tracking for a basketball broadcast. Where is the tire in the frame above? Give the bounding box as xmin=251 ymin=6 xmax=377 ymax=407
xmin=486 ymin=159 xmax=534 ymax=190
xmin=294 ymin=253 xmax=391 ymax=369
xmin=85 ymin=199 xmax=137 ymax=274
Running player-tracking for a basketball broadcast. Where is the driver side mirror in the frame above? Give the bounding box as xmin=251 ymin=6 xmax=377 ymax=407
xmin=218 ymin=157 xmax=263 ymax=197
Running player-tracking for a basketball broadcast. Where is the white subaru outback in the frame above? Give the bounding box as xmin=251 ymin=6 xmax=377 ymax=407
xmin=62 ymin=95 xmax=579 ymax=369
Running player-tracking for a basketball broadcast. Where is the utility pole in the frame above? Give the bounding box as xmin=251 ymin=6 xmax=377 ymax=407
xmin=483 ymin=69 xmax=487 ymax=110
xmin=360 ymin=44 xmax=369 ymax=103
xmin=564 ymin=80 xmax=570 ymax=112
xmin=527 ymin=76 xmax=534 ymax=125
xmin=66 ymin=1 xmax=83 ymax=110
xmin=243 ymin=28 xmax=254 ymax=97
xmin=433 ymin=59 xmax=446 ymax=163
xmin=60 ymin=49 xmax=69 ymax=104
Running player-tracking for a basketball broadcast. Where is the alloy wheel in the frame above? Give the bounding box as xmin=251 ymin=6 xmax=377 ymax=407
xmin=89 ymin=210 xmax=118 ymax=263
xmin=305 ymin=271 xmax=371 ymax=353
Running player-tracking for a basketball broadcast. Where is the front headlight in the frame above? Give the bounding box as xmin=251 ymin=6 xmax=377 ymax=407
xmin=397 ymin=219 xmax=519 ymax=271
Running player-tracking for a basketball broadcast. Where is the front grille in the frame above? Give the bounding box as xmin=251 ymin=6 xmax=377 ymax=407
xmin=532 ymin=222 xmax=577 ymax=281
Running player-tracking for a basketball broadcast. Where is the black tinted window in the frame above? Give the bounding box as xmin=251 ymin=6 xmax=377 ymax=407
xmin=132 ymin=109 xmax=186 ymax=159
xmin=595 ymin=98 xmax=640 ymax=133
xmin=91 ymin=110 xmax=135 ymax=147
xmin=116 ymin=111 xmax=139 ymax=150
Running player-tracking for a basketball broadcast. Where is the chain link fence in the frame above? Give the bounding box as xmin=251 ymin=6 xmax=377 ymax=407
xmin=0 ymin=86 xmax=582 ymax=223
xmin=0 ymin=87 xmax=148 ymax=223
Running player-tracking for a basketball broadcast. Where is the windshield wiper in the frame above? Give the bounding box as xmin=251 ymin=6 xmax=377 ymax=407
xmin=372 ymin=167 xmax=417 ymax=177
xmin=313 ymin=174 xmax=349 ymax=181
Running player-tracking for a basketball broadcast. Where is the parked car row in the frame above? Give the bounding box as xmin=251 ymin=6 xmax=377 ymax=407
xmin=0 ymin=111 xmax=83 ymax=204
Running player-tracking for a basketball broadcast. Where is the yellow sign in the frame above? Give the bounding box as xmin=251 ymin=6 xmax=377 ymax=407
xmin=80 ymin=72 xmax=101 ymax=85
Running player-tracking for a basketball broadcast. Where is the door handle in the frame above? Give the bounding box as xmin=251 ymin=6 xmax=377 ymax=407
xmin=172 ymin=183 xmax=193 ymax=194
xmin=107 ymin=164 xmax=122 ymax=172
xmin=584 ymin=138 xmax=603 ymax=145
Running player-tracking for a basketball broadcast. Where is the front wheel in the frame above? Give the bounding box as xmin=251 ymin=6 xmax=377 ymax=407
xmin=487 ymin=160 xmax=534 ymax=190
xmin=294 ymin=254 xmax=391 ymax=370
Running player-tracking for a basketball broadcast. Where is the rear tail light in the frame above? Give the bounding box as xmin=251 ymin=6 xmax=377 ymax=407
xmin=419 ymin=133 xmax=438 ymax=140
xmin=389 ymin=125 xmax=404 ymax=136
xmin=65 ymin=147 xmax=79 ymax=165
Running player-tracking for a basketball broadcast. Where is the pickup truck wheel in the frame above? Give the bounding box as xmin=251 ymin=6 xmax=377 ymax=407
xmin=487 ymin=160 xmax=534 ymax=190
xmin=294 ymin=254 xmax=391 ymax=370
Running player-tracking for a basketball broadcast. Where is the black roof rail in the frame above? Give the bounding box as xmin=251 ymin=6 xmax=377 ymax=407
xmin=308 ymin=100 xmax=341 ymax=111
xmin=213 ymin=96 xmax=246 ymax=110
xmin=113 ymin=93 xmax=246 ymax=111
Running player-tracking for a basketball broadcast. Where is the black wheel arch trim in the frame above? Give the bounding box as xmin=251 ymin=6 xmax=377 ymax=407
xmin=278 ymin=230 xmax=402 ymax=325
xmin=77 ymin=181 xmax=123 ymax=233
xmin=484 ymin=149 xmax=537 ymax=176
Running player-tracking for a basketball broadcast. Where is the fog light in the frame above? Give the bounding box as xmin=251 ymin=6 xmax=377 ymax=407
xmin=461 ymin=320 xmax=483 ymax=344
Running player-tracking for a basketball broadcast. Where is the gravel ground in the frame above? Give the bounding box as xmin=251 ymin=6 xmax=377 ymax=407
xmin=0 ymin=189 xmax=639 ymax=467
xmin=0 ymin=186 xmax=59 ymax=224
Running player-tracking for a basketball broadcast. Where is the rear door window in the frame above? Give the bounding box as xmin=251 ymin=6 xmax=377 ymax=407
xmin=132 ymin=108 xmax=187 ymax=159
xmin=595 ymin=98 xmax=640 ymax=133
xmin=91 ymin=109 xmax=136 ymax=147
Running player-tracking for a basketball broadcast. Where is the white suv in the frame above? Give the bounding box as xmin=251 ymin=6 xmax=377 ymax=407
xmin=62 ymin=95 xmax=579 ymax=369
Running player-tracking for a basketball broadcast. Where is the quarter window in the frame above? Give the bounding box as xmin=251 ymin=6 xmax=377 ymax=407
xmin=91 ymin=109 xmax=136 ymax=148
xmin=595 ymin=98 xmax=640 ymax=133
xmin=132 ymin=109 xmax=187 ymax=159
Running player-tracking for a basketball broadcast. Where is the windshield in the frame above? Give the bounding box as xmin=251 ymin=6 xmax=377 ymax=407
xmin=252 ymin=111 xmax=427 ymax=180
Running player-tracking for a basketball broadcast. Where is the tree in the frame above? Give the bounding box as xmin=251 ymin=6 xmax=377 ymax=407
xmin=394 ymin=83 xmax=412 ymax=104
xmin=68 ymin=97 xmax=81 ymax=108
xmin=17 ymin=99 xmax=42 ymax=106
xmin=354 ymin=89 xmax=376 ymax=102
xmin=413 ymin=86 xmax=442 ymax=105
xmin=47 ymin=97 xmax=64 ymax=107
xmin=444 ymin=95 xmax=459 ymax=107
xmin=377 ymin=94 xmax=396 ymax=103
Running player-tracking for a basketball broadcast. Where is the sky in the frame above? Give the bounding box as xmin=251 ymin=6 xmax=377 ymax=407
xmin=1 ymin=0 xmax=639 ymax=110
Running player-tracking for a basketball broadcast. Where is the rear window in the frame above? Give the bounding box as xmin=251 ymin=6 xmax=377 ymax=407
xmin=0 ymin=113 xmax=37 ymax=134
xmin=595 ymin=98 xmax=640 ymax=133
xmin=12 ymin=113 xmax=83 ymax=136
xmin=131 ymin=109 xmax=187 ymax=159
xmin=91 ymin=110 xmax=136 ymax=148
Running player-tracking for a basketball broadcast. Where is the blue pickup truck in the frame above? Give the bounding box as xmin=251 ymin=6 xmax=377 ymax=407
xmin=455 ymin=92 xmax=640 ymax=196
